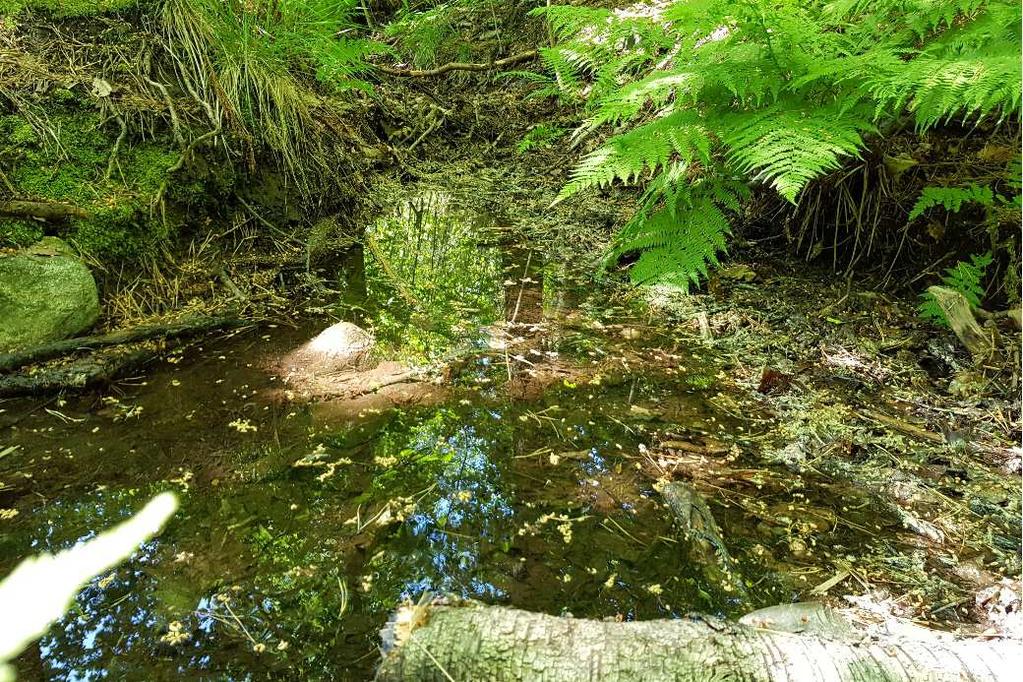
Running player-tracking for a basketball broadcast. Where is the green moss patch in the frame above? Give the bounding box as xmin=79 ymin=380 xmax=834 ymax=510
xmin=1 ymin=110 xmax=190 ymax=261
xmin=0 ymin=0 xmax=142 ymax=19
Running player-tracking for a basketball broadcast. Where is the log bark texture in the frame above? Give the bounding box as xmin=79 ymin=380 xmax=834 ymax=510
xmin=0 ymin=315 xmax=245 ymax=372
xmin=0 ymin=199 xmax=90 ymax=221
xmin=927 ymin=285 xmax=995 ymax=358
xmin=374 ymin=602 xmax=1020 ymax=681
xmin=0 ymin=316 xmax=248 ymax=396
xmin=0 ymin=348 xmax=154 ymax=397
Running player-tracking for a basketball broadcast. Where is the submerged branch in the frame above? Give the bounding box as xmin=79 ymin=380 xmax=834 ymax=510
xmin=0 ymin=315 xmax=246 ymax=373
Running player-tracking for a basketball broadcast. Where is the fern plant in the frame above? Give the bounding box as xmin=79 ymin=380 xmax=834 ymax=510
xmin=517 ymin=124 xmax=567 ymax=154
xmin=907 ymin=184 xmax=995 ymax=222
xmin=919 ymin=252 xmax=992 ymax=325
xmin=530 ymin=0 xmax=1022 ymax=288
xmin=383 ymin=2 xmax=462 ymax=69
xmin=382 ymin=0 xmax=507 ymax=70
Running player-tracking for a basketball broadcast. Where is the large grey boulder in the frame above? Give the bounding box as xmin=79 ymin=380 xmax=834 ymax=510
xmin=0 ymin=237 xmax=100 ymax=352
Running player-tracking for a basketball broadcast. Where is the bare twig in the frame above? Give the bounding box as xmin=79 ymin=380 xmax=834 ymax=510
xmin=105 ymin=115 xmax=127 ymax=181
xmin=376 ymin=50 xmax=538 ymax=78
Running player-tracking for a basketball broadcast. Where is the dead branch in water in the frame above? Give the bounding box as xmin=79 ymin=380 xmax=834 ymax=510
xmin=0 ymin=316 xmax=247 ymax=373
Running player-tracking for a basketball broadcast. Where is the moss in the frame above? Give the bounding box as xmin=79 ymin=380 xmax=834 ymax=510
xmin=0 ymin=219 xmax=45 ymax=248
xmin=50 ymin=87 xmax=77 ymax=103
xmin=123 ymin=145 xmax=179 ymax=196
xmin=3 ymin=109 xmax=183 ymax=262
xmin=70 ymin=216 xmax=168 ymax=261
xmin=0 ymin=114 xmax=36 ymax=144
xmin=0 ymin=0 xmax=142 ymax=19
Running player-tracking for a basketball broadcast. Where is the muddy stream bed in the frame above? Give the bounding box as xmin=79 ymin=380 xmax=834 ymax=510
xmin=1 ymin=194 xmax=1018 ymax=680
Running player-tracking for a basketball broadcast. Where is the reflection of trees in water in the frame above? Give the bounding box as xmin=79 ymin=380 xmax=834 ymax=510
xmin=336 ymin=243 xmax=367 ymax=316
xmin=363 ymin=194 xmax=502 ymax=355
xmin=502 ymin=247 xmax=544 ymax=325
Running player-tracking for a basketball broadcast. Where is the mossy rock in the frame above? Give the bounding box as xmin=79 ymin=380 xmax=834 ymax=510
xmin=0 ymin=237 xmax=100 ymax=351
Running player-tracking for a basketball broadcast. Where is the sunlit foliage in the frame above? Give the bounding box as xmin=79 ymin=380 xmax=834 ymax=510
xmin=531 ymin=0 xmax=1022 ymax=288
xmin=163 ymin=0 xmax=385 ymax=178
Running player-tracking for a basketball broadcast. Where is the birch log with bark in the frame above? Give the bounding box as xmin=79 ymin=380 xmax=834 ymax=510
xmin=374 ymin=601 xmax=1019 ymax=681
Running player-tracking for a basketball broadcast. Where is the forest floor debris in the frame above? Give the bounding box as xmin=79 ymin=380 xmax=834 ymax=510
xmin=642 ymin=261 xmax=1021 ymax=631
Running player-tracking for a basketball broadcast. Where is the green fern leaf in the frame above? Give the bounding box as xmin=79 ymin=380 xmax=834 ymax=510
xmin=907 ymin=184 xmax=995 ymax=222
xmin=716 ymin=103 xmax=874 ymax=202
xmin=619 ymin=197 xmax=733 ymax=288
xmin=919 ymin=252 xmax=992 ymax=325
xmin=555 ymin=111 xmax=712 ymax=203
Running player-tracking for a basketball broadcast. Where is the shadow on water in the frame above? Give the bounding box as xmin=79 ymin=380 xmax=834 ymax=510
xmin=1 ymin=193 xmax=902 ymax=680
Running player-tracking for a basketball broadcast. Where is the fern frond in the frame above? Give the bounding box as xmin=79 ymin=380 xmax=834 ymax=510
xmin=528 ymin=5 xmax=613 ymax=42
xmin=537 ymin=46 xmax=592 ymax=94
xmin=716 ymin=103 xmax=874 ymax=202
xmin=314 ymin=38 xmax=388 ymax=90
xmin=918 ymin=252 xmax=992 ymax=325
xmin=556 ymin=111 xmax=712 ymax=203
xmin=697 ymin=43 xmax=785 ymax=106
xmin=927 ymin=1 xmax=1021 ymax=53
xmin=585 ymin=70 xmax=701 ymax=129
xmin=541 ymin=0 xmax=1020 ymax=289
xmin=907 ymin=184 xmax=995 ymax=221
xmin=824 ymin=0 xmax=986 ymax=35
xmin=517 ymin=125 xmax=567 ymax=154
xmin=866 ymin=48 xmax=1021 ymax=128
xmin=616 ymin=196 xmax=733 ymax=289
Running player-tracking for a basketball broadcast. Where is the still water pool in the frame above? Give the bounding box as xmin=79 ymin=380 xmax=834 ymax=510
xmin=1 ymin=195 xmax=896 ymax=680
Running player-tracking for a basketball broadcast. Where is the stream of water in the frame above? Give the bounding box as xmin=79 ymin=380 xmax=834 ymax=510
xmin=1 ymin=194 xmax=898 ymax=680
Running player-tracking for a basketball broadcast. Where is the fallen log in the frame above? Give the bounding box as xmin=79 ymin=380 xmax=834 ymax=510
xmin=0 ymin=316 xmax=251 ymax=397
xmin=0 ymin=199 xmax=90 ymax=222
xmin=0 ymin=348 xmax=155 ymax=397
xmin=374 ymin=600 xmax=1020 ymax=681
xmin=0 ymin=315 xmax=246 ymax=373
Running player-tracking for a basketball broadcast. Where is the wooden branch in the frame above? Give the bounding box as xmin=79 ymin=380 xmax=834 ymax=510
xmin=858 ymin=407 xmax=945 ymax=444
xmin=376 ymin=50 xmax=538 ymax=77
xmin=0 ymin=199 xmax=90 ymax=222
xmin=927 ymin=285 xmax=996 ymax=358
xmin=0 ymin=315 xmax=246 ymax=373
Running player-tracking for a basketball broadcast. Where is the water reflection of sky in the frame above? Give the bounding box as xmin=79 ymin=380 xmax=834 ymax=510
xmin=395 ymin=416 xmax=514 ymax=601
xmin=583 ymin=447 xmax=607 ymax=475
xmin=0 ymin=194 xmax=826 ymax=680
